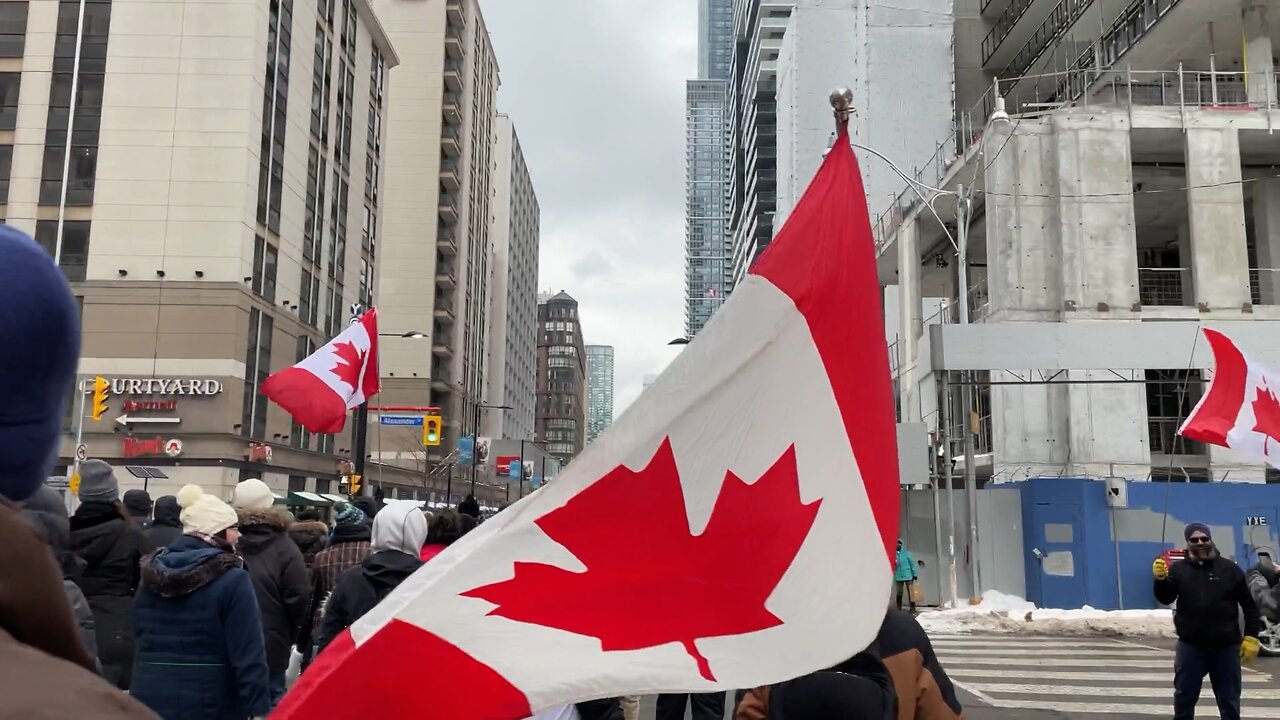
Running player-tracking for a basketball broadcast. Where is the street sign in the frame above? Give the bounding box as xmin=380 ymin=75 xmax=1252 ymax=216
xmin=116 ymin=414 xmax=181 ymax=427
xmin=74 ymin=443 xmax=87 ymax=462
xmin=164 ymin=439 xmax=183 ymax=457
xmin=379 ymin=414 xmax=424 ymax=426
xmin=47 ymin=476 xmax=70 ymax=490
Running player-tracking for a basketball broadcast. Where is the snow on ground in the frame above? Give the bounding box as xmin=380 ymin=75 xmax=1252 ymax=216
xmin=917 ymin=590 xmax=1175 ymax=637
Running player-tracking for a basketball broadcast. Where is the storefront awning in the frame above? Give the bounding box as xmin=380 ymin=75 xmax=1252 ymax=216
xmin=320 ymin=494 xmax=349 ymax=504
xmin=278 ymin=491 xmax=332 ymax=507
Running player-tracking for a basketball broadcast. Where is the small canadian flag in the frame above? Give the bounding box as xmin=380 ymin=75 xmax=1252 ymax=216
xmin=260 ymin=308 xmax=379 ymax=434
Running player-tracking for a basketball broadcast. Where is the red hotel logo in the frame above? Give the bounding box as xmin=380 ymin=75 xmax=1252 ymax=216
xmin=123 ymin=437 xmax=166 ymax=459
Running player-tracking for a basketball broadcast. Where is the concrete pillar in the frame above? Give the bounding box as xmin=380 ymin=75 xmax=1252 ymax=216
xmin=990 ymin=373 xmax=1071 ymax=482
xmin=1185 ymin=128 xmax=1251 ymax=308
xmin=1177 ymin=224 xmax=1194 ymax=303
xmin=1054 ymin=114 xmax=1139 ymax=311
xmin=1254 ymin=179 xmax=1280 ymax=304
xmin=983 ymin=120 xmax=1062 ymax=320
xmin=897 ymin=218 xmax=923 ymax=422
xmin=1243 ymin=0 xmax=1274 ymax=106
xmin=1065 ymin=370 xmax=1150 ymax=479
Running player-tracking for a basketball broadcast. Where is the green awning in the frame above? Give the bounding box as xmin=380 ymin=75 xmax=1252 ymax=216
xmin=277 ymin=491 xmax=333 ymax=507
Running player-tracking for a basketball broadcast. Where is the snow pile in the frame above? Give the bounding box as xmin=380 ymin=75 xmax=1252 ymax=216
xmin=917 ymin=590 xmax=1175 ymax=637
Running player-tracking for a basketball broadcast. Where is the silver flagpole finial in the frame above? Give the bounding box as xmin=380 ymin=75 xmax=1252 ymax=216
xmin=830 ymin=88 xmax=854 ymax=128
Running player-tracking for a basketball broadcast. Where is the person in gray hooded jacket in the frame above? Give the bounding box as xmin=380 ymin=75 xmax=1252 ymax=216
xmin=21 ymin=485 xmax=101 ymax=668
xmin=315 ymin=502 xmax=428 ymax=652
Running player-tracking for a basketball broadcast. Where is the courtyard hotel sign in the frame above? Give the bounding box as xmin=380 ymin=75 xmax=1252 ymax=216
xmin=82 ymin=377 xmax=225 ymax=396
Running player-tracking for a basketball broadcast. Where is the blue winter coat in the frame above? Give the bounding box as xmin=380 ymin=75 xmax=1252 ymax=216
xmin=894 ymin=547 xmax=917 ymax=582
xmin=131 ymin=535 xmax=270 ymax=720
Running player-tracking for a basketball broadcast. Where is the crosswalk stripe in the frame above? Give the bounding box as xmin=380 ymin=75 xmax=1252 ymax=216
xmin=946 ymin=668 xmax=1271 ymax=683
xmin=963 ymin=683 xmax=1280 ymax=700
xmin=930 ymin=647 xmax=1162 ymax=658
xmin=938 ymin=655 xmax=1169 ymax=668
xmin=982 ymin=699 xmax=1280 ymax=718
xmin=927 ymin=633 xmax=1124 ymax=643
xmin=930 ymin=640 xmax=1134 ymax=651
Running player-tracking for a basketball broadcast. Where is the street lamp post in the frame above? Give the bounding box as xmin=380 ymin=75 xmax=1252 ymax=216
xmin=350 ymin=328 xmax=428 ymax=491
xmin=469 ymin=402 xmax=511 ymax=498
xmin=515 ymin=438 xmax=547 ymax=500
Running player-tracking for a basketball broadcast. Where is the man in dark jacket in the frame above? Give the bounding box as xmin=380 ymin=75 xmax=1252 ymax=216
xmin=144 ymin=496 xmax=183 ymax=549
xmin=71 ymin=459 xmax=151 ymax=689
xmin=22 ymin=486 xmax=100 ymax=666
xmin=122 ymin=489 xmax=153 ymax=527
xmin=233 ymin=479 xmax=310 ymax=710
xmin=1154 ymin=522 xmax=1261 ymax=720
xmin=316 ymin=502 xmax=427 ymax=652
xmin=458 ymin=493 xmax=481 ymax=519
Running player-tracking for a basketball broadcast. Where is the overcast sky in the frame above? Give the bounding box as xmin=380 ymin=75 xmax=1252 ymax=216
xmin=482 ymin=0 xmax=695 ymax=418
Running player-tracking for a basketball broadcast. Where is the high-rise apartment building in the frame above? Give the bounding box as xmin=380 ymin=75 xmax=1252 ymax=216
xmin=585 ymin=345 xmax=614 ymax=442
xmin=536 ymin=292 xmax=586 ymax=465
xmin=485 ymin=114 xmax=540 ymax=443
xmin=17 ymin=0 xmax=397 ymax=497
xmin=372 ymin=0 xmax=500 ymax=479
xmin=726 ymin=0 xmax=793 ymax=288
xmin=684 ymin=0 xmax=735 ymax=337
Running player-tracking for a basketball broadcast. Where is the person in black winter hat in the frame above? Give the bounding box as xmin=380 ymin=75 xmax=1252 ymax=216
xmin=21 ymin=485 xmax=100 ymax=667
xmin=143 ymin=496 xmax=182 ymax=550
xmin=121 ymin=490 xmax=153 ymax=527
xmin=1155 ymin=521 xmax=1261 ymax=720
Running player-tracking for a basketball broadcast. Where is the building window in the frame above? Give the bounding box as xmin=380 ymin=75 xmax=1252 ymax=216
xmin=47 ymin=71 xmax=105 ymax=145
xmin=0 ymin=4 xmax=27 ymax=58
xmin=291 ymin=334 xmax=315 ymax=449
xmin=256 ymin=0 xmax=292 ymax=234
xmin=40 ymin=145 xmax=97 ymax=205
xmin=300 ymin=269 xmax=320 ymax=327
xmin=34 ymin=220 xmax=89 ymax=281
xmin=311 ymin=24 xmax=331 ymax=143
xmin=252 ymin=235 xmax=278 ymax=302
xmin=288 ymin=475 xmax=306 ymax=492
xmin=0 ymin=72 xmax=18 ymax=131
xmin=0 ymin=144 xmax=11 ymax=203
xmin=241 ymin=308 xmax=273 ymax=439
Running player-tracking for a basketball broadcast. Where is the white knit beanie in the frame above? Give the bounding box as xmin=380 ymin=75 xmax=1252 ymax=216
xmin=232 ymin=478 xmax=276 ymax=510
xmin=177 ymin=485 xmax=238 ymax=536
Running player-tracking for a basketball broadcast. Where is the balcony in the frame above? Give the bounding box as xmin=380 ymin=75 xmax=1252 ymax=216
xmin=434 ymin=296 xmax=456 ymax=322
xmin=441 ymin=125 xmax=460 ymax=156
xmin=981 ymin=0 xmax=1052 ymax=68
xmin=432 ymin=333 xmax=454 ymax=357
xmin=1138 ymin=267 xmax=1191 ymax=307
xmin=436 ymin=223 xmax=457 ymax=256
xmin=442 ymin=92 xmax=461 ymax=125
xmin=444 ymin=25 xmax=463 ymax=59
xmin=438 ymin=192 xmax=458 ymax=223
xmin=439 ymin=157 xmax=460 ymax=191
xmin=446 ymin=0 xmax=465 ymax=29
xmin=1251 ymin=268 xmax=1280 ymax=306
xmin=435 ymin=262 xmax=456 ymax=289
xmin=443 ymin=58 xmax=463 ymax=92
xmin=1002 ymin=0 xmax=1093 ymax=80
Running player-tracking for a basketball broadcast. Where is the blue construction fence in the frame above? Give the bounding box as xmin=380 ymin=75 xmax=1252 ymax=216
xmin=1012 ymin=477 xmax=1280 ymax=611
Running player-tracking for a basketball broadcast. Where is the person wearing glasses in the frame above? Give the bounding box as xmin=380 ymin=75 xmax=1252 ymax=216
xmin=1154 ymin=522 xmax=1262 ymax=720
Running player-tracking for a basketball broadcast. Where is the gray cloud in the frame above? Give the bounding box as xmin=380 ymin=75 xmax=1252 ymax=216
xmin=483 ymin=0 xmax=695 ymax=417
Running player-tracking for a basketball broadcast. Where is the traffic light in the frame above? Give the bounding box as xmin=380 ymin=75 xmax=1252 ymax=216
xmin=90 ymin=376 xmax=109 ymax=421
xmin=423 ymin=415 xmax=442 ymax=446
xmin=349 ymin=473 xmax=362 ymax=496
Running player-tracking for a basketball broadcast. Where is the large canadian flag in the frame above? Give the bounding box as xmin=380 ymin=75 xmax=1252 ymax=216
xmin=260 ymin=309 xmax=379 ymax=434
xmin=274 ymin=122 xmax=899 ymax=718
xmin=1181 ymin=328 xmax=1280 ymax=467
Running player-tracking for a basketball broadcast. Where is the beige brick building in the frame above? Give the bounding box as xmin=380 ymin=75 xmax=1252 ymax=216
xmin=6 ymin=0 xmax=407 ymax=499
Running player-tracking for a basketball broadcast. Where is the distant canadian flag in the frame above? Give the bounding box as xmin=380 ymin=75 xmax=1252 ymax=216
xmin=274 ymin=122 xmax=899 ymax=718
xmin=260 ymin=308 xmax=379 ymax=434
xmin=1180 ymin=328 xmax=1280 ymax=467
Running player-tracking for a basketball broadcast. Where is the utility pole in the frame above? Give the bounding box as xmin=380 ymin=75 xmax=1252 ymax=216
xmin=955 ymin=184 xmax=981 ymax=599
xmin=940 ymin=371 xmax=959 ymax=608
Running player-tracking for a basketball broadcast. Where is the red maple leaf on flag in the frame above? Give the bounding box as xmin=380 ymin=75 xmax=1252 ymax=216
xmin=1253 ymin=383 xmax=1280 ymax=455
xmin=330 ymin=340 xmax=366 ymax=392
xmin=462 ymin=438 xmax=821 ymax=681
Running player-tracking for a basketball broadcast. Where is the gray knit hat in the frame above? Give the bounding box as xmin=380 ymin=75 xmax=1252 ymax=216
xmin=77 ymin=459 xmax=119 ymax=503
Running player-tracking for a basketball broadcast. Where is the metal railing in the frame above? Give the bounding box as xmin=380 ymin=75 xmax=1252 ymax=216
xmin=1251 ymin=268 xmax=1280 ymax=306
xmin=1001 ymin=0 xmax=1094 ymax=80
xmin=1149 ymin=417 xmax=1207 ymax=456
xmin=1138 ymin=268 xmax=1190 ymax=307
xmin=981 ymin=0 xmax=1037 ymax=64
xmin=968 ymin=275 xmax=990 ymax=321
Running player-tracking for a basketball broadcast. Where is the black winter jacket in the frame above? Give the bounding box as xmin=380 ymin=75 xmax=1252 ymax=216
xmin=575 ymin=699 xmax=624 ymax=720
xmin=1155 ymin=553 xmax=1262 ymax=647
xmin=144 ymin=497 xmax=183 ymax=550
xmin=316 ymin=550 xmax=421 ymax=652
xmin=236 ymin=508 xmax=310 ymax=672
xmin=71 ymin=502 xmax=150 ymax=689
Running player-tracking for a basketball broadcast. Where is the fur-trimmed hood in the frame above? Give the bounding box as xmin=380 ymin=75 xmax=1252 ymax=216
xmin=141 ymin=535 xmax=243 ymax=598
xmin=236 ymin=507 xmax=290 ymax=556
xmin=236 ymin=507 xmax=290 ymax=531
xmin=288 ymin=521 xmax=329 ymax=558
